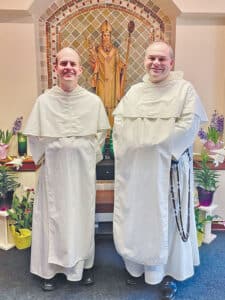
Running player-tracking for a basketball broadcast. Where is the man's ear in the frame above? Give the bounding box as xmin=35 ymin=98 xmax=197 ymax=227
xmin=170 ymin=59 xmax=175 ymax=70
xmin=78 ymin=65 xmax=83 ymax=76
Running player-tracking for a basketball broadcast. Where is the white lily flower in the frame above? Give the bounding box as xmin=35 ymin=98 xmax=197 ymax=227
xmin=208 ymin=148 xmax=225 ymax=167
xmin=6 ymin=158 xmax=23 ymax=170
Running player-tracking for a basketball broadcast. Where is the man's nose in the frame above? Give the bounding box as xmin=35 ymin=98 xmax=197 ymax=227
xmin=153 ymin=58 xmax=160 ymax=64
xmin=65 ymin=62 xmax=73 ymax=68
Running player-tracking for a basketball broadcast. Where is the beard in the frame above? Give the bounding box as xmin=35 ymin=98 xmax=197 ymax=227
xmin=102 ymin=41 xmax=113 ymax=53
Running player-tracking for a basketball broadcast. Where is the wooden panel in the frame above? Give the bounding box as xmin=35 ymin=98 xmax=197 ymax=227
xmin=96 ymin=190 xmax=114 ymax=213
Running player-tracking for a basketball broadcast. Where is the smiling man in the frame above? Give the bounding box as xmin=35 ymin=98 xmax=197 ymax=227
xmin=24 ymin=47 xmax=110 ymax=291
xmin=112 ymin=41 xmax=208 ymax=300
xmin=55 ymin=48 xmax=82 ymax=91
xmin=145 ymin=41 xmax=174 ymax=83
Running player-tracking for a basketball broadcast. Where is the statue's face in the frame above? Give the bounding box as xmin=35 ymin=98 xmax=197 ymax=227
xmin=144 ymin=42 xmax=174 ymax=83
xmin=102 ymin=32 xmax=111 ymax=44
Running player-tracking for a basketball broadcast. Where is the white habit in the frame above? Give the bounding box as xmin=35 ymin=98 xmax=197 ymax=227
xmin=113 ymin=72 xmax=208 ymax=284
xmin=24 ymin=85 xmax=110 ymax=280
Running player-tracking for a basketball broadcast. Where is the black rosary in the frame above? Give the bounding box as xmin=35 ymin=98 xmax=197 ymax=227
xmin=170 ymin=150 xmax=191 ymax=242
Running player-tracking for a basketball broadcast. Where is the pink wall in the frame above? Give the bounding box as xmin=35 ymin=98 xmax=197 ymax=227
xmin=0 ymin=0 xmax=225 ymax=154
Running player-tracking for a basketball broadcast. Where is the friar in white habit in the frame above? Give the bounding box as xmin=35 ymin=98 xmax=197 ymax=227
xmin=24 ymin=47 xmax=110 ymax=291
xmin=112 ymin=41 xmax=208 ymax=300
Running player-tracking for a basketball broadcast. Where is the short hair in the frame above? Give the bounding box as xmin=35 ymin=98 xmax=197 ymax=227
xmin=55 ymin=47 xmax=81 ymax=66
xmin=145 ymin=41 xmax=174 ymax=60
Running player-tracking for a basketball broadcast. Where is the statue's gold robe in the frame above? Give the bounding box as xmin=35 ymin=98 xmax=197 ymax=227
xmin=91 ymin=46 xmax=123 ymax=126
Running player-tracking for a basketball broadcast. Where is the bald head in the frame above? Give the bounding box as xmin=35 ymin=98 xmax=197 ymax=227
xmin=55 ymin=47 xmax=83 ymax=92
xmin=56 ymin=47 xmax=81 ymax=66
xmin=145 ymin=41 xmax=174 ymax=60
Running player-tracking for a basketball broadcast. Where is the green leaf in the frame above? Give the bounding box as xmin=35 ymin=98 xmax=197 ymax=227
xmin=0 ymin=129 xmax=13 ymax=144
xmin=207 ymin=127 xmax=219 ymax=144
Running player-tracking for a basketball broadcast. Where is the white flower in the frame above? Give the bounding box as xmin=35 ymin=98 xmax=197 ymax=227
xmin=209 ymin=148 xmax=225 ymax=167
xmin=6 ymin=158 xmax=23 ymax=170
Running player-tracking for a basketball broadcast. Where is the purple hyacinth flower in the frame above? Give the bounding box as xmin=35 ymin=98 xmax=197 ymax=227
xmin=217 ymin=115 xmax=224 ymax=133
xmin=209 ymin=110 xmax=224 ymax=134
xmin=198 ymin=128 xmax=207 ymax=140
xmin=210 ymin=110 xmax=217 ymax=129
xmin=12 ymin=116 xmax=23 ymax=135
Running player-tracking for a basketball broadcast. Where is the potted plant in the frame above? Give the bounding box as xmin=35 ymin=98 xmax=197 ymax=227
xmin=7 ymin=187 xmax=34 ymax=249
xmin=195 ymin=207 xmax=205 ymax=247
xmin=194 ymin=151 xmax=220 ymax=206
xmin=0 ymin=116 xmax=23 ymax=160
xmin=198 ymin=110 xmax=224 ymax=153
xmin=0 ymin=165 xmax=20 ymax=210
xmin=195 ymin=206 xmax=221 ymax=246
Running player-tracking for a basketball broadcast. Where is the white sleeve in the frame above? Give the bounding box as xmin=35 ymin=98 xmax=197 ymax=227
xmin=171 ymin=84 xmax=207 ymax=160
xmin=172 ymin=114 xmax=200 ymax=160
xmin=28 ymin=136 xmax=55 ymax=165
xmin=96 ymin=131 xmax=107 ymax=163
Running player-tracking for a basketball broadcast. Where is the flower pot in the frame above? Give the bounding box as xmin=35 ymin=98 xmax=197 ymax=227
xmin=197 ymin=187 xmax=214 ymax=207
xmin=0 ymin=143 xmax=9 ymax=160
xmin=197 ymin=231 xmax=204 ymax=247
xmin=0 ymin=191 xmax=14 ymax=211
xmin=204 ymin=140 xmax=224 ymax=154
xmin=10 ymin=225 xmax=32 ymax=250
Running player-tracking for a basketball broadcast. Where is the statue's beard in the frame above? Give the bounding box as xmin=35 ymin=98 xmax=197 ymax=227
xmin=102 ymin=41 xmax=112 ymax=52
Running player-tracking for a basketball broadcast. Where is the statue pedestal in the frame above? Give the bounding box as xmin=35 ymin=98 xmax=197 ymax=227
xmin=95 ymin=181 xmax=114 ymax=230
xmin=95 ymin=158 xmax=114 ymax=226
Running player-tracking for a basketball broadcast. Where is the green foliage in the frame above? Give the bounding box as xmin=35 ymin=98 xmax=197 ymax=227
xmin=194 ymin=152 xmax=220 ymax=191
xmin=0 ymin=117 xmax=23 ymax=145
xmin=101 ymin=130 xmax=114 ymax=159
xmin=7 ymin=189 xmax=34 ymax=232
xmin=206 ymin=126 xmax=220 ymax=144
xmin=195 ymin=207 xmax=221 ymax=233
xmin=0 ymin=129 xmax=13 ymax=144
xmin=195 ymin=207 xmax=205 ymax=233
xmin=0 ymin=166 xmax=20 ymax=199
xmin=109 ymin=129 xmax=114 ymax=159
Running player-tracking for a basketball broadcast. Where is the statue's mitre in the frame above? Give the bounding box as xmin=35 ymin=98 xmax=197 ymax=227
xmin=101 ymin=20 xmax=112 ymax=33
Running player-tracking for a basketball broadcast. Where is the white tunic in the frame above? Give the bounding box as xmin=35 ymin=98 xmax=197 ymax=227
xmin=113 ymin=72 xmax=208 ymax=284
xmin=24 ymin=86 xmax=110 ymax=280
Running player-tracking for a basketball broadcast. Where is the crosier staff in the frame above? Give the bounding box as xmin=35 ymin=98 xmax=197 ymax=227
xmin=121 ymin=20 xmax=135 ymax=97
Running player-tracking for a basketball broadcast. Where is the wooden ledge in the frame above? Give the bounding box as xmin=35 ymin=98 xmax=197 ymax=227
xmin=0 ymin=156 xmax=39 ymax=172
xmin=212 ymin=222 xmax=225 ymax=231
xmin=193 ymin=154 xmax=225 ymax=170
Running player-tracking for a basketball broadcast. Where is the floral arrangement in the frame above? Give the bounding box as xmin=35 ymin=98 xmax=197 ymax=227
xmin=198 ymin=110 xmax=224 ymax=151
xmin=0 ymin=165 xmax=20 ymax=211
xmin=194 ymin=151 xmax=220 ymax=192
xmin=0 ymin=116 xmax=23 ymax=145
xmin=195 ymin=206 xmax=221 ymax=233
xmin=7 ymin=186 xmax=34 ymax=232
